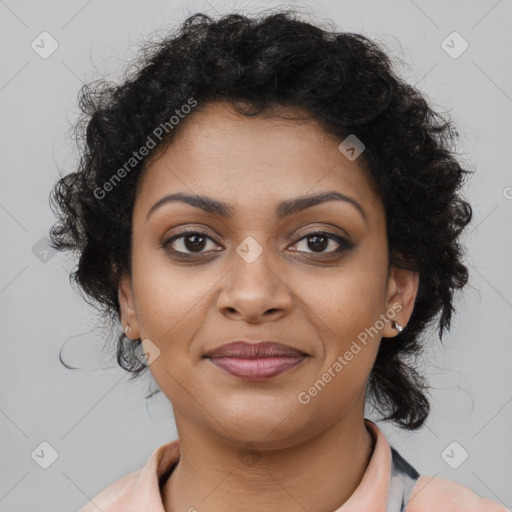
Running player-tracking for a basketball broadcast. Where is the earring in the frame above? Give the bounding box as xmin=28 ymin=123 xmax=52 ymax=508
xmin=392 ymin=321 xmax=403 ymax=333
xmin=125 ymin=324 xmax=131 ymax=334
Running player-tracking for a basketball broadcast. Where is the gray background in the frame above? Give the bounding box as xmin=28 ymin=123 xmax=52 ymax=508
xmin=0 ymin=0 xmax=511 ymax=510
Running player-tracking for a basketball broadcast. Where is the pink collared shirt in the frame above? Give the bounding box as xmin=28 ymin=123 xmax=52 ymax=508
xmin=78 ymin=419 xmax=510 ymax=512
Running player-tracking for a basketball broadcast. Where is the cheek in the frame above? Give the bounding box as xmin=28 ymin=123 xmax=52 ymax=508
xmin=290 ymin=250 xmax=388 ymax=390
xmin=295 ymin=255 xmax=388 ymax=339
xmin=131 ymin=241 xmax=204 ymax=332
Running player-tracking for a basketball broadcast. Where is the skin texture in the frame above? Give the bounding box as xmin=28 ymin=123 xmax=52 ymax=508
xmin=118 ymin=100 xmax=419 ymax=512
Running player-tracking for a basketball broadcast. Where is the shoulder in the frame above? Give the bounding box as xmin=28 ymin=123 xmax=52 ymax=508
xmin=76 ymin=439 xmax=180 ymax=512
xmin=77 ymin=470 xmax=140 ymax=512
xmin=406 ymin=475 xmax=510 ymax=512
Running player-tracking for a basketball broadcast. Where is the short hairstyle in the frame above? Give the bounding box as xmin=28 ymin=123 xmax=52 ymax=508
xmin=49 ymin=10 xmax=472 ymax=430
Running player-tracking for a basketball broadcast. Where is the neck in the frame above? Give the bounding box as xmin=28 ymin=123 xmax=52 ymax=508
xmin=162 ymin=412 xmax=374 ymax=512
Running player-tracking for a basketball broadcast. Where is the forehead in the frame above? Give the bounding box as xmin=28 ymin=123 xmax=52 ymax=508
xmin=134 ymin=100 xmax=383 ymax=223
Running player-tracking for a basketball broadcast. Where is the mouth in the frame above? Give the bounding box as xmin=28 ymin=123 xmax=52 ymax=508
xmin=203 ymin=341 xmax=309 ymax=380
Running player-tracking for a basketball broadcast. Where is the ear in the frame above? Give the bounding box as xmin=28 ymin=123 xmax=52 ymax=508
xmin=382 ymin=265 xmax=419 ymax=338
xmin=118 ymin=274 xmax=140 ymax=339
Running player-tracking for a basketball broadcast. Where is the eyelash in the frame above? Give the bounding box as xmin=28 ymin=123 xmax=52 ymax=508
xmin=161 ymin=229 xmax=354 ymax=258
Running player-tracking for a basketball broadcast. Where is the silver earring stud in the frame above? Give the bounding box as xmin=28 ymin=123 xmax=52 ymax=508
xmin=125 ymin=324 xmax=131 ymax=334
xmin=392 ymin=321 xmax=403 ymax=333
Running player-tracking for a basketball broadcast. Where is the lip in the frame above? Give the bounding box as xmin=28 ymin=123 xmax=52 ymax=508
xmin=204 ymin=341 xmax=308 ymax=358
xmin=204 ymin=341 xmax=309 ymax=380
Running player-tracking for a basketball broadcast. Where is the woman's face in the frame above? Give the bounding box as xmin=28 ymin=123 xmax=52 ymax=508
xmin=119 ymin=100 xmax=417 ymax=448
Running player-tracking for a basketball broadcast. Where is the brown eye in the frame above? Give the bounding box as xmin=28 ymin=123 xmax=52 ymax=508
xmin=163 ymin=230 xmax=221 ymax=255
xmin=305 ymin=234 xmax=329 ymax=252
xmin=291 ymin=231 xmax=354 ymax=255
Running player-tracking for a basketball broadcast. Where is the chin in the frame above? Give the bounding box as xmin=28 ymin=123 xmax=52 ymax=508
xmin=209 ymin=403 xmax=314 ymax=448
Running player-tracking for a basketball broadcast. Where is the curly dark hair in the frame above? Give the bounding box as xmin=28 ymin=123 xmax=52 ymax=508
xmin=49 ymin=10 xmax=472 ymax=430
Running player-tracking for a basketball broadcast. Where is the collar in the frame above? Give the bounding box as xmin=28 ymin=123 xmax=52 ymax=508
xmin=124 ymin=418 xmax=392 ymax=511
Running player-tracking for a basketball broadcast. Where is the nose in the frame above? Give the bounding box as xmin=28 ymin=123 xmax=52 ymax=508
xmin=216 ymin=249 xmax=293 ymax=324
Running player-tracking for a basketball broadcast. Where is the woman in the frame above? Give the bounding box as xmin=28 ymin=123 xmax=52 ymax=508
xmin=49 ymin=10 xmax=509 ymax=512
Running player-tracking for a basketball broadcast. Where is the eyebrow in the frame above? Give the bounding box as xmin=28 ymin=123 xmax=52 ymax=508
xmin=146 ymin=190 xmax=367 ymax=223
